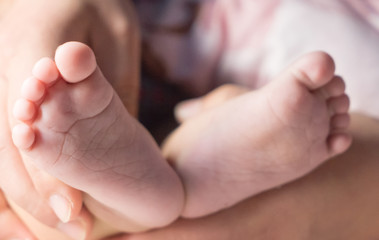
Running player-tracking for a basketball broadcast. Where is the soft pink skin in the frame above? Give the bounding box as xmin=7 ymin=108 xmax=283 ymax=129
xmin=163 ymin=52 xmax=351 ymax=217
xmin=55 ymin=43 xmax=97 ymax=83
xmin=12 ymin=42 xmax=184 ymax=232
xmin=2 ymin=0 xmax=379 ymax=238
xmin=11 ymin=49 xmax=351 ymax=238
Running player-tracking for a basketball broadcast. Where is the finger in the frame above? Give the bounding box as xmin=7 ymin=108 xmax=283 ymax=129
xmin=3 ymin=86 xmax=89 ymax=234
xmin=175 ymin=84 xmax=249 ymax=122
xmin=10 ymin=197 xmax=93 ymax=240
xmin=0 ymin=0 xmax=94 ymax=236
xmin=22 ymin=158 xmax=83 ymax=223
xmin=3 ymin=87 xmax=92 ymax=237
xmin=0 ymin=89 xmax=60 ymax=228
xmin=0 ymin=190 xmax=37 ymax=240
xmin=57 ymin=207 xmax=94 ymax=240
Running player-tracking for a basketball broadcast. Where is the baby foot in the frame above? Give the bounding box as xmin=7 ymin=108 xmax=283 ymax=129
xmin=164 ymin=52 xmax=352 ymax=217
xmin=12 ymin=42 xmax=184 ymax=231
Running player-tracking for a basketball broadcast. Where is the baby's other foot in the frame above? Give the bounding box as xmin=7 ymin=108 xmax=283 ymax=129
xmin=164 ymin=52 xmax=352 ymax=217
xmin=12 ymin=42 xmax=184 ymax=231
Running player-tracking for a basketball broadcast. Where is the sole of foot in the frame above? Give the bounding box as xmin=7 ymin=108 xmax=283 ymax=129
xmin=165 ymin=52 xmax=352 ymax=218
xmin=12 ymin=42 xmax=184 ymax=230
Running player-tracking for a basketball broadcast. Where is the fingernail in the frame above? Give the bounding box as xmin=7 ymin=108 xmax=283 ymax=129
xmin=57 ymin=220 xmax=86 ymax=240
xmin=49 ymin=194 xmax=72 ymax=223
xmin=175 ymin=99 xmax=202 ymax=121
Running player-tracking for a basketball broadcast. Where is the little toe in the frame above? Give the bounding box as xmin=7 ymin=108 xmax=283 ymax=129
xmin=284 ymin=51 xmax=336 ymax=90
xmin=12 ymin=123 xmax=35 ymax=149
xmin=55 ymin=42 xmax=97 ymax=83
xmin=32 ymin=57 xmax=60 ymax=84
xmin=21 ymin=77 xmax=45 ymax=102
xmin=327 ymin=133 xmax=352 ymax=156
xmin=328 ymin=94 xmax=350 ymax=115
xmin=13 ymin=99 xmax=36 ymax=121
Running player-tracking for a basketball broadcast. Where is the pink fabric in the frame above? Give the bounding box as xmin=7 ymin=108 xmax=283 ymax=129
xmin=137 ymin=0 xmax=379 ymax=118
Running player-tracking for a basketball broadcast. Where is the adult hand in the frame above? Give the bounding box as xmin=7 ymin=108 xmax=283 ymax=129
xmin=0 ymin=0 xmax=139 ymax=238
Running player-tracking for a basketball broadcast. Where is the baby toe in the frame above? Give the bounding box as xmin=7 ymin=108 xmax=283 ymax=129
xmin=331 ymin=113 xmax=350 ymax=130
xmin=327 ymin=133 xmax=352 ymax=156
xmin=55 ymin=42 xmax=97 ymax=83
xmin=32 ymin=57 xmax=60 ymax=84
xmin=13 ymin=99 xmax=36 ymax=121
xmin=328 ymin=94 xmax=350 ymax=115
xmin=12 ymin=123 xmax=35 ymax=149
xmin=283 ymin=51 xmax=336 ymax=90
xmin=322 ymin=76 xmax=346 ymax=98
xmin=21 ymin=77 xmax=45 ymax=102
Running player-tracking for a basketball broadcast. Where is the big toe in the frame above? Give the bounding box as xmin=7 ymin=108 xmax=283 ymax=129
xmin=55 ymin=41 xmax=97 ymax=83
xmin=282 ymin=51 xmax=336 ymax=90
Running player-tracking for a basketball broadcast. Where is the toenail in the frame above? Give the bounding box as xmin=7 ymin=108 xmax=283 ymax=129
xmin=49 ymin=194 xmax=73 ymax=223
